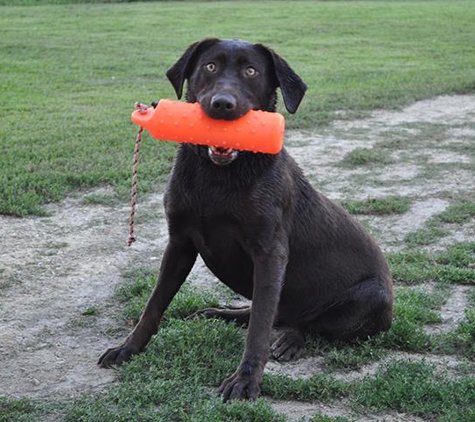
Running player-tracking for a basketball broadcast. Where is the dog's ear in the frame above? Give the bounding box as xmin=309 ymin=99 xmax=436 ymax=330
xmin=166 ymin=38 xmax=220 ymax=99
xmin=256 ymin=44 xmax=307 ymax=114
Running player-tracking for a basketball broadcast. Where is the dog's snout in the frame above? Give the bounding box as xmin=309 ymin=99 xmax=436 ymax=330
xmin=210 ymin=94 xmax=237 ymax=112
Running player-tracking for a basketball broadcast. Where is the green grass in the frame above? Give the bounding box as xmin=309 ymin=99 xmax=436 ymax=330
xmin=341 ymin=196 xmax=410 ymax=215
xmin=262 ymin=373 xmax=349 ymax=402
xmin=353 ymin=359 xmax=475 ymax=419
xmin=319 ymin=340 xmax=387 ymax=372
xmin=2 ymin=257 xmax=474 ymax=421
xmin=377 ymin=286 xmax=444 ymax=352
xmin=389 ymin=242 xmax=475 ymax=285
xmin=341 ymin=148 xmax=392 ymax=167
xmin=405 ymin=199 xmax=475 ymax=245
xmin=2 ymin=1 xmax=475 ymax=420
xmin=65 ymin=318 xmax=288 ymax=422
xmin=82 ymin=192 xmax=116 ymax=206
xmin=2 ymin=0 xmax=475 ymax=215
xmin=437 ymin=291 xmax=475 ymax=358
xmin=116 ymin=270 xmax=220 ymax=323
xmin=0 ymin=398 xmax=46 ymax=422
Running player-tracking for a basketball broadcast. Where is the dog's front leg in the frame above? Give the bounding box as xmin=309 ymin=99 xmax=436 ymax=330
xmin=99 ymin=238 xmax=197 ymax=368
xmin=220 ymin=246 xmax=287 ymax=401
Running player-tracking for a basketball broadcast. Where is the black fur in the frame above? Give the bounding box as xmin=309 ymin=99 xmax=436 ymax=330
xmin=99 ymin=38 xmax=393 ymax=402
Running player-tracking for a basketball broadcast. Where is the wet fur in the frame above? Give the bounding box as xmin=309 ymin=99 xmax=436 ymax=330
xmin=99 ymin=38 xmax=393 ymax=401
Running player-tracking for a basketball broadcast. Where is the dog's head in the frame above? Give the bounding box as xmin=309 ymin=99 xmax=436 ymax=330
xmin=166 ymin=38 xmax=307 ymax=166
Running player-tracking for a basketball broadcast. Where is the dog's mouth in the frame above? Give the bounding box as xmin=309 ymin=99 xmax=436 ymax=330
xmin=208 ymin=146 xmax=239 ymax=166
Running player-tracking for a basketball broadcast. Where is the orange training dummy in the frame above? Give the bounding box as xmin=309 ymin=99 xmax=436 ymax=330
xmin=131 ymin=99 xmax=285 ymax=154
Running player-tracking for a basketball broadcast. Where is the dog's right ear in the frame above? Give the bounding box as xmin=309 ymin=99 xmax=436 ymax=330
xmin=166 ymin=38 xmax=220 ymax=99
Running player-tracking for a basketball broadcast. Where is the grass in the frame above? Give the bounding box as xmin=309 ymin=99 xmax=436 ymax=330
xmin=437 ymin=291 xmax=475 ymax=358
xmin=64 ymin=318 xmax=287 ymax=422
xmin=405 ymin=199 xmax=475 ymax=245
xmin=2 ymin=0 xmax=475 ymax=215
xmin=376 ymin=286 xmax=444 ymax=352
xmin=262 ymin=373 xmax=349 ymax=403
xmin=341 ymin=148 xmax=392 ymax=167
xmin=0 ymin=398 xmax=46 ymax=422
xmin=116 ymin=270 xmax=220 ymax=323
xmin=389 ymin=242 xmax=475 ymax=285
xmin=341 ymin=196 xmax=410 ymax=215
xmin=2 ymin=250 xmax=474 ymax=421
xmin=319 ymin=340 xmax=387 ymax=372
xmin=2 ymin=1 xmax=475 ymax=420
xmin=70 ymin=278 xmax=472 ymax=419
xmin=353 ymin=359 xmax=475 ymax=419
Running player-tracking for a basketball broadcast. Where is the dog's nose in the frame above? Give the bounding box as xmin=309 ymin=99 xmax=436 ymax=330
xmin=210 ymin=94 xmax=237 ymax=113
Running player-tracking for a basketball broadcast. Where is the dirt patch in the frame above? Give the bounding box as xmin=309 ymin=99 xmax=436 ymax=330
xmin=1 ymin=95 xmax=474 ymax=420
xmin=0 ymin=190 xmax=167 ymax=398
xmin=269 ymin=398 xmax=426 ymax=422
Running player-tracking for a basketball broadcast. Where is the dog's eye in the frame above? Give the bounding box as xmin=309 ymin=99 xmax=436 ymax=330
xmin=244 ymin=66 xmax=258 ymax=77
xmin=205 ymin=62 xmax=217 ymax=73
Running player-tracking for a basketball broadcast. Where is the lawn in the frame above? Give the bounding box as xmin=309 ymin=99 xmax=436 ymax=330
xmin=1 ymin=0 xmax=475 ymax=216
xmin=1 ymin=1 xmax=475 ymax=421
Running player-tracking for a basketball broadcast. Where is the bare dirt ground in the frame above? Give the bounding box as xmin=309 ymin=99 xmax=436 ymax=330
xmin=1 ymin=95 xmax=474 ymax=420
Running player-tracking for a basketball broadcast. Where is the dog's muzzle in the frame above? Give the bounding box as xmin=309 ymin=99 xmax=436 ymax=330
xmin=208 ymin=146 xmax=239 ymax=166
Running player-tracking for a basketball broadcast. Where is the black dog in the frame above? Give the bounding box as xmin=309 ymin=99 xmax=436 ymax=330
xmin=99 ymin=38 xmax=393 ymax=401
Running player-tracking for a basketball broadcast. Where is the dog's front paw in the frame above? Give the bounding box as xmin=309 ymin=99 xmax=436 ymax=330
xmin=218 ymin=370 xmax=261 ymax=401
xmin=98 ymin=344 xmax=138 ymax=368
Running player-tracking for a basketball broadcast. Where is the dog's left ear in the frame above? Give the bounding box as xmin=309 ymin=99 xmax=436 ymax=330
xmin=256 ymin=44 xmax=307 ymax=114
xmin=166 ymin=38 xmax=220 ymax=99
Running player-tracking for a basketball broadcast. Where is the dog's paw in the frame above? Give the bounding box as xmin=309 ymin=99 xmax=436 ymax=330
xmin=98 ymin=344 xmax=138 ymax=368
xmin=271 ymin=330 xmax=305 ymax=362
xmin=218 ymin=372 xmax=261 ymax=402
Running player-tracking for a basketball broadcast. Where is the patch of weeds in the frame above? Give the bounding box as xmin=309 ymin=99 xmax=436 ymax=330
xmin=388 ymin=249 xmax=435 ymax=284
xmin=341 ymin=196 xmax=410 ymax=215
xmin=438 ymin=200 xmax=475 ymax=224
xmin=81 ymin=307 xmax=98 ymax=316
xmin=352 ymin=359 xmax=475 ymax=419
xmin=405 ymin=226 xmax=448 ymax=245
xmin=116 ymin=272 xmax=219 ymax=324
xmin=321 ymin=340 xmax=387 ymax=372
xmin=304 ymin=335 xmax=386 ymax=372
xmin=82 ymin=192 xmax=116 ymax=206
xmin=262 ymin=373 xmax=349 ymax=403
xmin=405 ymin=200 xmax=475 ymax=245
xmin=0 ymin=397 xmax=46 ymax=422
xmin=437 ymin=306 xmax=475 ymax=358
xmin=437 ymin=242 xmax=475 ymax=268
xmin=341 ymin=148 xmax=392 ymax=167
xmin=378 ymin=286 xmax=443 ymax=351
xmin=0 ymin=272 xmax=16 ymax=292
xmin=388 ymin=243 xmax=475 ymax=285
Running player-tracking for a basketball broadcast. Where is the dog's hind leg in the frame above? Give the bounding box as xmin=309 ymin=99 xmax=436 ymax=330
xmin=305 ymin=277 xmax=393 ymax=342
xmin=188 ymin=306 xmax=251 ymax=326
